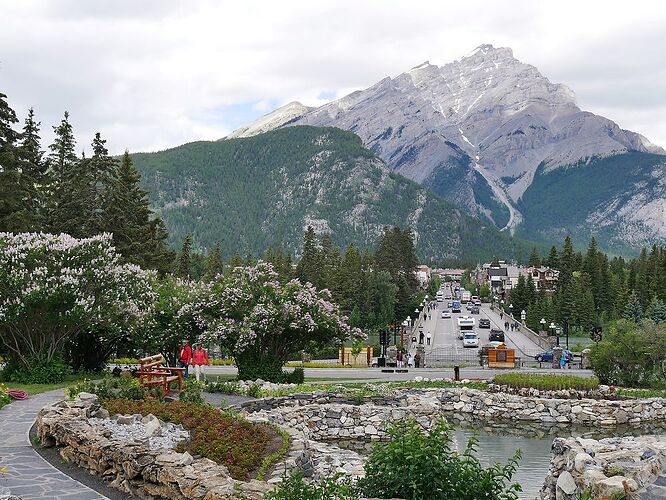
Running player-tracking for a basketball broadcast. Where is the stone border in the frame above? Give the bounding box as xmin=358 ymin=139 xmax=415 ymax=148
xmin=36 ymin=397 xmax=272 ymax=499
xmin=239 ymin=387 xmax=666 ymax=426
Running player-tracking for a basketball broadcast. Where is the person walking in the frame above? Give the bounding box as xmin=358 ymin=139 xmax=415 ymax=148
xmin=396 ymin=350 xmax=403 ymax=368
xmin=426 ymin=332 xmax=432 ymax=345
xmin=419 ymin=331 xmax=425 ymax=344
xmin=192 ymin=342 xmax=210 ymax=382
xmin=178 ymin=340 xmax=193 ymax=378
xmin=560 ymin=352 xmax=569 ymax=370
xmin=408 ymin=353 xmax=414 ymax=367
xmin=414 ymin=352 xmax=421 ymax=368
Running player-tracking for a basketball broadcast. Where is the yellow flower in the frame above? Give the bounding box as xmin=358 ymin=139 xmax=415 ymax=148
xmin=1 ymin=466 xmax=6 ymax=475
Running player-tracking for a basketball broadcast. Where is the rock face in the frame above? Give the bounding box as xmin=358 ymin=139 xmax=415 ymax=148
xmin=36 ymin=397 xmax=271 ymax=500
xmin=231 ymin=44 xmax=666 ymax=250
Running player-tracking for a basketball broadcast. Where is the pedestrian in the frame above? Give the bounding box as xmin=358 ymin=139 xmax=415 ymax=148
xmin=419 ymin=331 xmax=424 ymax=344
xmin=414 ymin=352 xmax=421 ymax=368
xmin=178 ymin=340 xmax=193 ymax=378
xmin=397 ymin=350 xmax=403 ymax=368
xmin=408 ymin=353 xmax=414 ymax=367
xmin=426 ymin=332 xmax=432 ymax=345
xmin=500 ymin=312 xmax=503 ymax=320
xmin=192 ymin=342 xmax=210 ymax=382
xmin=504 ymin=321 xmax=509 ymax=331
xmin=559 ymin=352 xmax=568 ymax=370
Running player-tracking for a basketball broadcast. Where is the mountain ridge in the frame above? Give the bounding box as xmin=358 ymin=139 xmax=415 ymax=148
xmin=228 ymin=44 xmax=665 ymax=251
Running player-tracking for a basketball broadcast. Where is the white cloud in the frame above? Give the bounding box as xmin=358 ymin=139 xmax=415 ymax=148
xmin=2 ymin=0 xmax=666 ymax=153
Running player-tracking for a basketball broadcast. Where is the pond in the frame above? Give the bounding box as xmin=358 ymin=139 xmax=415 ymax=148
xmin=334 ymin=417 xmax=666 ymax=500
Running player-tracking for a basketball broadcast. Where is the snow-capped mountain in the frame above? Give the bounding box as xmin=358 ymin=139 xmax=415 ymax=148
xmin=230 ymin=44 xmax=666 ymax=252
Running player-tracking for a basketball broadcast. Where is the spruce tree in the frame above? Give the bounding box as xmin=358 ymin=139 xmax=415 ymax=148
xmin=546 ymin=246 xmax=559 ymax=268
xmin=623 ymin=291 xmax=644 ymax=323
xmin=204 ymin=243 xmax=224 ymax=280
xmin=295 ymin=226 xmax=322 ymax=287
xmin=647 ymin=297 xmax=666 ymax=323
xmin=19 ymin=108 xmax=44 ymax=176
xmin=528 ymin=247 xmax=541 ymax=267
xmin=177 ymin=234 xmax=193 ymax=279
xmin=228 ymin=251 xmax=244 ymax=271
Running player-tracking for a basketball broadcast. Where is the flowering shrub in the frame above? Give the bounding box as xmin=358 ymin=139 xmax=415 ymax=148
xmin=0 ymin=233 xmax=155 ymax=380
xmin=103 ymin=399 xmax=273 ymax=479
xmin=0 ymin=383 xmax=11 ymax=409
xmin=187 ymin=262 xmax=363 ymax=381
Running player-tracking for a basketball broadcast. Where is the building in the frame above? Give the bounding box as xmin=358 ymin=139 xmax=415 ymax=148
xmin=415 ymin=265 xmax=431 ymax=287
xmin=478 ymin=261 xmax=558 ymax=298
xmin=523 ymin=266 xmax=559 ymax=295
xmin=432 ymin=268 xmax=465 ymax=281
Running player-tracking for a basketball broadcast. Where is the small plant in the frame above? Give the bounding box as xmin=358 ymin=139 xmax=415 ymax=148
xmin=0 ymin=383 xmax=11 ymax=409
xmin=256 ymin=423 xmax=291 ymax=481
xmin=493 ymin=373 xmax=599 ymax=391
xmin=179 ymin=380 xmax=205 ymax=404
xmin=246 ymin=383 xmax=263 ymax=398
xmin=265 ymin=471 xmax=359 ymax=500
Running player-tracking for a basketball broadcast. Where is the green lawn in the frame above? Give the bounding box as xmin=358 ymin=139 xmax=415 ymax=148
xmin=3 ymin=373 xmax=102 ymax=396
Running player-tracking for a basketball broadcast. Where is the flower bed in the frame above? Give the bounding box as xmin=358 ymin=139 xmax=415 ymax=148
xmin=103 ymin=399 xmax=282 ymax=480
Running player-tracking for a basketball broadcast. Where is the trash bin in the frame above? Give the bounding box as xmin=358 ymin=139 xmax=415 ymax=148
xmin=377 ymin=357 xmax=386 ymax=367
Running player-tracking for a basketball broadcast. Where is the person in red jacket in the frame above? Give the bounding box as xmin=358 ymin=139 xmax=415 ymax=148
xmin=192 ymin=343 xmax=210 ymax=382
xmin=178 ymin=340 xmax=193 ymax=378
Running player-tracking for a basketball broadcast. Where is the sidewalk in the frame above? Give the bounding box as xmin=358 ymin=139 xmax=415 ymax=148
xmin=0 ymin=389 xmax=107 ymax=499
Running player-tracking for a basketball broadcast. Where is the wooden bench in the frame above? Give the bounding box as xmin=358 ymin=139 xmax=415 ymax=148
xmin=137 ymin=355 xmax=185 ymax=396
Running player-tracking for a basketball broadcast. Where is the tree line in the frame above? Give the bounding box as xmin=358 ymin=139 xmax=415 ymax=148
xmin=510 ymin=237 xmax=666 ymax=334
xmin=0 ymin=92 xmax=174 ymax=272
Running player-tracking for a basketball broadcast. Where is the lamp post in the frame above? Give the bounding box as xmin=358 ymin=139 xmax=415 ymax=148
xmin=509 ymin=304 xmax=513 ymax=318
xmin=540 ymin=318 xmax=546 ymax=333
xmin=549 ymin=322 xmax=558 ymax=346
xmin=520 ymin=309 xmax=526 ymax=324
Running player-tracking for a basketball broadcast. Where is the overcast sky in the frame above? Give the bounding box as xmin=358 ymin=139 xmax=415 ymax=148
xmin=3 ymin=0 xmax=666 ymax=154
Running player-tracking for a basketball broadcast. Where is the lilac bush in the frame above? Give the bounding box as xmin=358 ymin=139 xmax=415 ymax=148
xmin=0 ymin=233 xmax=155 ymax=370
xmin=188 ymin=261 xmax=363 ymax=381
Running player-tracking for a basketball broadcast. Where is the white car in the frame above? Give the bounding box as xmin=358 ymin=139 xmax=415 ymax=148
xmin=462 ymin=332 xmax=479 ymax=348
xmin=441 ymin=310 xmax=451 ymax=318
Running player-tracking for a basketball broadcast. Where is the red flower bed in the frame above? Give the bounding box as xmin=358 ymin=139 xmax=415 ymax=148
xmin=103 ymin=399 xmax=271 ymax=479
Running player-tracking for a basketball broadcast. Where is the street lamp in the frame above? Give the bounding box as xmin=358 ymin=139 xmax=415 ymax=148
xmin=520 ymin=309 xmax=526 ymax=324
xmin=509 ymin=304 xmax=513 ymax=317
xmin=540 ymin=318 xmax=546 ymax=332
xmin=549 ymin=322 xmax=557 ymax=346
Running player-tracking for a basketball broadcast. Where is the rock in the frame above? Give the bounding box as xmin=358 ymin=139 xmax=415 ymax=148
xmin=594 ymin=476 xmax=632 ymax=497
xmin=77 ymin=392 xmax=97 ymax=401
xmin=574 ymin=452 xmax=594 ymax=473
xmin=556 ymin=470 xmax=578 ymax=496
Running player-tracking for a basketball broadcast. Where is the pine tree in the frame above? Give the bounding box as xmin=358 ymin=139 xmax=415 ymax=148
xmin=546 ymin=246 xmax=559 ymax=268
xmin=228 ymin=251 xmax=244 ymax=271
xmin=204 ymin=243 xmax=224 ymax=281
xmin=646 ymin=297 xmax=666 ymax=323
xmin=295 ymin=226 xmax=322 ymax=287
xmin=528 ymin=247 xmax=541 ymax=267
xmin=177 ymin=234 xmax=193 ymax=279
xmin=623 ymin=291 xmax=644 ymax=323
xmin=47 ymin=111 xmax=77 ymax=176
xmin=559 ymin=236 xmax=575 ymax=290
xmin=19 ymin=108 xmax=44 ymax=176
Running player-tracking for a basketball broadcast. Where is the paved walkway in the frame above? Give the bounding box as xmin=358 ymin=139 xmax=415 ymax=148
xmin=0 ymin=389 xmax=107 ymax=500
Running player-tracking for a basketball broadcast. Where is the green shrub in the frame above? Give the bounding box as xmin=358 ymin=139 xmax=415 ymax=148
xmin=357 ymin=418 xmax=522 ymax=500
xmin=493 ymin=373 xmax=599 ymax=391
xmin=179 ymin=380 xmax=205 ymax=404
xmin=67 ymin=376 xmax=148 ymax=401
xmin=265 ymin=471 xmax=358 ymax=500
xmin=285 ymin=367 xmax=304 ymax=384
xmin=3 ymin=358 xmax=72 ymax=384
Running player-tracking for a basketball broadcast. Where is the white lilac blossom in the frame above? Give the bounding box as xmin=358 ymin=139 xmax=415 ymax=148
xmin=0 ymin=232 xmax=155 ymax=367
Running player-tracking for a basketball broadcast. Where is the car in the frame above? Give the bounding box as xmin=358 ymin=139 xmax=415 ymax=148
xmin=462 ymin=332 xmax=479 ymax=348
xmin=447 ymin=301 xmax=453 ymax=308
xmin=470 ymin=306 xmax=480 ymax=314
xmin=534 ymin=350 xmax=574 ymax=363
xmin=486 ymin=341 xmax=506 ymax=349
xmin=445 ymin=295 xmax=452 ymax=300
xmin=479 ymin=318 xmax=491 ymax=328
xmin=441 ymin=310 xmax=452 ymax=318
xmin=489 ymin=329 xmax=505 ymax=342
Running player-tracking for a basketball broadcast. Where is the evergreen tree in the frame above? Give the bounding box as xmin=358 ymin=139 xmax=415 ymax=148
xmin=295 ymin=226 xmax=322 ymax=287
xmin=646 ymin=297 xmax=666 ymax=323
xmin=0 ymin=93 xmax=38 ymax=231
xmin=528 ymin=247 xmax=541 ymax=267
xmin=623 ymin=291 xmax=644 ymax=323
xmin=546 ymin=246 xmax=559 ymax=268
xmin=559 ymin=236 xmax=575 ymax=290
xmin=203 ymin=243 xmax=224 ymax=280
xmin=19 ymin=108 xmax=44 ymax=176
xmin=228 ymin=251 xmax=244 ymax=271
xmin=177 ymin=234 xmax=193 ymax=279
xmin=47 ymin=111 xmax=77 ymax=176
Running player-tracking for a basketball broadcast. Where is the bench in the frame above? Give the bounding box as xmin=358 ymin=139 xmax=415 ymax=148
xmin=137 ymin=355 xmax=184 ymax=396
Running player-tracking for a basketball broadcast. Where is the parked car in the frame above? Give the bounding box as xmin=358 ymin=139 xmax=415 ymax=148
xmin=489 ymin=329 xmax=505 ymax=342
xmin=534 ymin=350 xmax=574 ymax=363
xmin=441 ymin=310 xmax=452 ymax=319
xmin=479 ymin=318 xmax=491 ymax=328
xmin=462 ymin=332 xmax=479 ymax=348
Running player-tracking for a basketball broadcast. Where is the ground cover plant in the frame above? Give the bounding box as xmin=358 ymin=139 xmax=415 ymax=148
xmin=103 ymin=399 xmax=277 ymax=479
xmin=493 ymin=373 xmax=599 ymax=391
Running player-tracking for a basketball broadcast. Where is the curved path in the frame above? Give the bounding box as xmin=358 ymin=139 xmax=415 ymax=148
xmin=0 ymin=389 xmax=107 ymax=500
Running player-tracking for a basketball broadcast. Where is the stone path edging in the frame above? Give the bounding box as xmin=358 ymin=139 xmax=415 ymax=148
xmin=0 ymin=389 xmax=107 ymax=500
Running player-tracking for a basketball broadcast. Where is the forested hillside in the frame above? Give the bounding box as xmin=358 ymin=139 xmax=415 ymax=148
xmin=132 ymin=126 xmax=527 ymax=262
